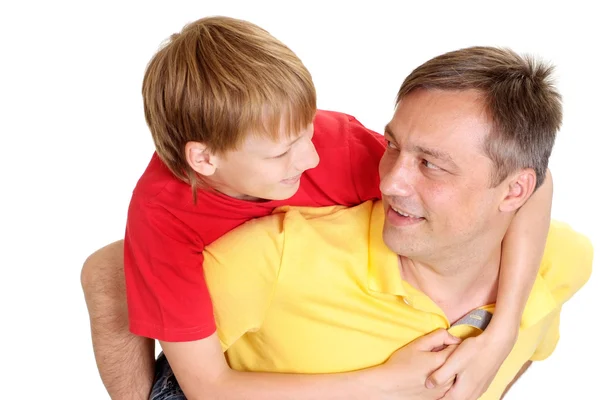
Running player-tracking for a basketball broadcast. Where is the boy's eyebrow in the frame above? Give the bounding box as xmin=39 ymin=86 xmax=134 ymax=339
xmin=284 ymin=134 xmax=304 ymax=147
xmin=384 ymin=124 xmax=458 ymax=168
xmin=267 ymin=134 xmax=304 ymax=158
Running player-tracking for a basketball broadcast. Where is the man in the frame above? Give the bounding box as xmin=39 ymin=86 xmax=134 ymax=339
xmin=153 ymin=46 xmax=592 ymax=399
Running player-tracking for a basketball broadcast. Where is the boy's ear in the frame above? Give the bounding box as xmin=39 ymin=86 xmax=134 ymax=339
xmin=185 ymin=141 xmax=218 ymax=177
xmin=498 ymin=168 xmax=537 ymax=213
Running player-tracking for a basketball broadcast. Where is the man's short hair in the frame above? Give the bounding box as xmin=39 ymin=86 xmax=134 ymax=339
xmin=142 ymin=16 xmax=316 ymax=190
xmin=396 ymin=46 xmax=562 ymax=189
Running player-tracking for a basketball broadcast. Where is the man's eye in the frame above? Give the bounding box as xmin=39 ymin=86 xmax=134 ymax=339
xmin=423 ymin=159 xmax=441 ymax=170
xmin=386 ymin=140 xmax=398 ymax=150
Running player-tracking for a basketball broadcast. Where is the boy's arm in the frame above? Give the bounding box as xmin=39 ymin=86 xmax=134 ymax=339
xmin=427 ymin=170 xmax=553 ymax=399
xmin=162 ymin=334 xmax=376 ymax=400
xmin=125 ymin=200 xmax=216 ymax=342
xmin=162 ymin=330 xmax=462 ymax=400
xmin=491 ymin=169 xmax=554 ymax=336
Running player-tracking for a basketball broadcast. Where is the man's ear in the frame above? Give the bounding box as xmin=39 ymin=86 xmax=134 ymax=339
xmin=499 ymin=168 xmax=537 ymax=213
xmin=185 ymin=141 xmax=219 ymax=177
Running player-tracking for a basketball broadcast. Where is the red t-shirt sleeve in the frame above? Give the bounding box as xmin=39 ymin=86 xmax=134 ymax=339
xmin=295 ymin=111 xmax=386 ymax=207
xmin=345 ymin=115 xmax=386 ymax=202
xmin=124 ymin=196 xmax=216 ymax=342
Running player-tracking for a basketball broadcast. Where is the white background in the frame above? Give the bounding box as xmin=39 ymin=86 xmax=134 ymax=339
xmin=1 ymin=1 xmax=598 ymax=398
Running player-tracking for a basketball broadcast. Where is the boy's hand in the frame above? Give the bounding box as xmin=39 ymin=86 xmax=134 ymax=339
xmin=372 ymin=329 xmax=461 ymax=400
xmin=425 ymin=329 xmax=517 ymax=400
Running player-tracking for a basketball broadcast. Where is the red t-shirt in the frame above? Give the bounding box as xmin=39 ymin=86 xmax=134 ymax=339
xmin=124 ymin=110 xmax=386 ymax=341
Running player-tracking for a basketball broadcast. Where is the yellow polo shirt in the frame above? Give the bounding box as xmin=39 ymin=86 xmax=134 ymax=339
xmin=203 ymin=201 xmax=593 ymax=399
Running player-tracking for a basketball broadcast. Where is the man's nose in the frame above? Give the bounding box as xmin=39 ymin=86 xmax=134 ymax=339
xmin=380 ymin=158 xmax=415 ymax=197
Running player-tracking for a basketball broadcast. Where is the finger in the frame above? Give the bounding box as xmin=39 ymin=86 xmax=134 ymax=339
xmin=435 ymin=379 xmax=455 ymax=399
xmin=426 ymin=346 xmax=463 ymax=388
xmin=433 ymin=344 xmax=459 ymax=363
xmin=436 ymin=380 xmax=465 ymax=400
xmin=415 ymin=329 xmax=461 ymax=352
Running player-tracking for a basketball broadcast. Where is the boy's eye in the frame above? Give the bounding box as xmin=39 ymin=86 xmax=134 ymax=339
xmin=273 ymin=150 xmax=289 ymax=159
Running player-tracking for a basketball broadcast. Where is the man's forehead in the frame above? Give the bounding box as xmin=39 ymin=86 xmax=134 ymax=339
xmin=384 ymin=123 xmax=459 ymax=165
xmin=386 ymin=91 xmax=491 ymax=157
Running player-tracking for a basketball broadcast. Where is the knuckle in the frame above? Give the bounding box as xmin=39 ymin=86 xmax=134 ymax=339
xmin=428 ymin=375 xmax=439 ymax=386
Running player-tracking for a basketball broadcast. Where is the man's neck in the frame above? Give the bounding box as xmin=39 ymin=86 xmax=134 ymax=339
xmin=399 ymin=247 xmax=501 ymax=324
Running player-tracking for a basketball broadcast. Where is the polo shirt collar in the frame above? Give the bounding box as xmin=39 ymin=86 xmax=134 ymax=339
xmin=366 ymin=201 xmax=557 ymax=330
xmin=367 ymin=202 xmax=409 ymax=297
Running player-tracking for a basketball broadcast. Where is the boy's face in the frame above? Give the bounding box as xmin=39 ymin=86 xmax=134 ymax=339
xmin=208 ymin=122 xmax=319 ymax=201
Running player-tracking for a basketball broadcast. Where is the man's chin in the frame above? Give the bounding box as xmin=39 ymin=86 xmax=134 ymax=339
xmin=382 ymin=228 xmax=422 ymax=256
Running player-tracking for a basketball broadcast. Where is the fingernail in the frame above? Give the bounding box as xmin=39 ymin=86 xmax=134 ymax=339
xmin=425 ymin=379 xmax=435 ymax=389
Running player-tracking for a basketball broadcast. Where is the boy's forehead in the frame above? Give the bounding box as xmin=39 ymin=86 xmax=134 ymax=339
xmin=241 ymin=127 xmax=303 ymax=154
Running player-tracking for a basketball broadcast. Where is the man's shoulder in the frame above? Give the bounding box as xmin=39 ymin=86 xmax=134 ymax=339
xmin=273 ymin=202 xmax=374 ymax=220
xmin=204 ymin=202 xmax=376 ymax=262
xmin=539 ymin=220 xmax=593 ymax=301
xmin=276 ymin=201 xmax=377 ymax=232
xmin=203 ymin=210 xmax=287 ymax=266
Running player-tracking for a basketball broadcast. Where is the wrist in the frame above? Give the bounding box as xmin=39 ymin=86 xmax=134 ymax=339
xmin=355 ymin=365 xmax=394 ymax=398
xmin=483 ymin=319 xmax=519 ymax=346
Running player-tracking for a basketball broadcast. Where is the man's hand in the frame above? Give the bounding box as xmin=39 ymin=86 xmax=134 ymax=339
xmin=425 ymin=329 xmax=517 ymax=400
xmin=368 ymin=329 xmax=461 ymax=400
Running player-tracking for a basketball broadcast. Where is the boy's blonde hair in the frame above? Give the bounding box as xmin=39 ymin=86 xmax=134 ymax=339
xmin=142 ymin=16 xmax=317 ymax=193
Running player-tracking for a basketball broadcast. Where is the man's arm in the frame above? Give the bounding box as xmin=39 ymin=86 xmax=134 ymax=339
xmin=500 ymin=361 xmax=532 ymax=399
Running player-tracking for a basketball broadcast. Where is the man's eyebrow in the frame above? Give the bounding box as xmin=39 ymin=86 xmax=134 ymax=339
xmin=383 ymin=124 xmax=396 ymax=140
xmin=414 ymin=145 xmax=457 ymax=167
xmin=384 ymin=124 xmax=458 ymax=168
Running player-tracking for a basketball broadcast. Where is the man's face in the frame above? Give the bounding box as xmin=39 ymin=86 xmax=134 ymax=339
xmin=379 ymin=89 xmax=506 ymax=260
xmin=210 ymin=122 xmax=319 ymax=201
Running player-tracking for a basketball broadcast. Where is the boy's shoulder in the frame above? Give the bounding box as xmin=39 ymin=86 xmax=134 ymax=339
xmin=314 ymin=109 xmax=362 ymax=135
xmin=313 ymin=109 xmax=383 ymax=148
xmin=130 ymin=152 xmax=191 ymax=206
